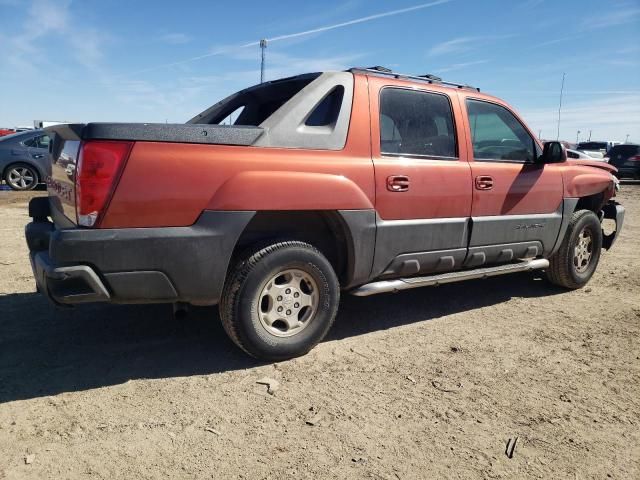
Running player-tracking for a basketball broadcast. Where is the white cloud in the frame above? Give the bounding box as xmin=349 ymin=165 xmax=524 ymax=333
xmin=521 ymin=94 xmax=640 ymax=143
xmin=428 ymin=37 xmax=478 ymax=56
xmin=427 ymin=35 xmax=514 ymax=57
xmin=581 ymin=4 xmax=640 ymax=30
xmin=119 ymin=0 xmax=453 ymax=77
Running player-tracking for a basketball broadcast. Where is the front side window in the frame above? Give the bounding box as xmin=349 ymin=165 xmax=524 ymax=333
xmin=379 ymin=88 xmax=457 ymax=158
xmin=466 ymin=99 xmax=535 ymax=162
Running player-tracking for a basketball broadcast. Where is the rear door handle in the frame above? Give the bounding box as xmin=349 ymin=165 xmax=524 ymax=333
xmin=475 ymin=175 xmax=493 ymax=190
xmin=387 ymin=175 xmax=410 ymax=192
xmin=32 ymin=154 xmax=44 ymax=159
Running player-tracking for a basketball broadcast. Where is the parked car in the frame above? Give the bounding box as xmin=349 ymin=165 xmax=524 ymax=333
xmin=605 ymin=144 xmax=640 ymax=179
xmin=567 ymin=148 xmax=600 ymax=160
xmin=26 ymin=67 xmax=624 ymax=360
xmin=0 ymin=129 xmax=50 ymax=190
xmin=0 ymin=128 xmax=16 ymax=137
xmin=576 ymin=141 xmax=620 ymax=156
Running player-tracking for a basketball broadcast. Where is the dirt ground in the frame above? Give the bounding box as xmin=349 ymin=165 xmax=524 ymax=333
xmin=0 ymin=186 xmax=638 ymax=480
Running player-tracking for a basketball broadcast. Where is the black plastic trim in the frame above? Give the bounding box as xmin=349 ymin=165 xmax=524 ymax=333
xmin=26 ymin=210 xmax=256 ymax=305
xmin=46 ymin=123 xmax=264 ymax=146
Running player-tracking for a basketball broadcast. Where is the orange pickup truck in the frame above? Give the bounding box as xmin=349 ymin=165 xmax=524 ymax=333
xmin=26 ymin=67 xmax=624 ymax=360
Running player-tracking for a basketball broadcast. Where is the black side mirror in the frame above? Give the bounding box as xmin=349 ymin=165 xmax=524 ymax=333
xmin=540 ymin=141 xmax=567 ymax=163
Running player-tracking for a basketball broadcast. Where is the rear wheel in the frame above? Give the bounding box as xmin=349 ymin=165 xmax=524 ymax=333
xmin=4 ymin=163 xmax=39 ymax=191
xmin=220 ymin=241 xmax=340 ymax=360
xmin=546 ymin=209 xmax=602 ymax=289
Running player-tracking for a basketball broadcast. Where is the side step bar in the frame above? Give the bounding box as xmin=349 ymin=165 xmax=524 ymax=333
xmin=350 ymin=258 xmax=549 ymax=297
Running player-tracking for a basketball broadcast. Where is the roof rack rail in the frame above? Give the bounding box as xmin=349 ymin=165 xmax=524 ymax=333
xmin=348 ymin=67 xmax=480 ymax=92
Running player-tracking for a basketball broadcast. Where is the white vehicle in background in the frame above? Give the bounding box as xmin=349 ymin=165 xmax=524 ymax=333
xmin=33 ymin=120 xmax=68 ymax=129
xmin=576 ymin=141 xmax=620 ymax=158
xmin=566 ymin=148 xmax=605 ymax=160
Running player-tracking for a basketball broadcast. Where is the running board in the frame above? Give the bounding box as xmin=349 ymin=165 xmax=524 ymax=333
xmin=350 ymin=258 xmax=550 ymax=297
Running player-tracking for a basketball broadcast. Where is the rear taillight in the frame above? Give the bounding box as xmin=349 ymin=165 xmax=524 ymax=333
xmin=75 ymin=140 xmax=133 ymax=227
xmin=630 ymin=155 xmax=640 ymax=162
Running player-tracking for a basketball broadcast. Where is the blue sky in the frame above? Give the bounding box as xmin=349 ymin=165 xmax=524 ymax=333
xmin=1 ymin=0 xmax=639 ymax=142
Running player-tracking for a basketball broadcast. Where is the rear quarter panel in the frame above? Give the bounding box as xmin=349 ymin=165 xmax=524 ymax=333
xmin=101 ymin=74 xmax=373 ymax=228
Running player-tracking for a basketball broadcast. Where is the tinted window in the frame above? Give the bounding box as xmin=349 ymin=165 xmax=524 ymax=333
xmin=35 ymin=135 xmax=50 ymax=149
xmin=22 ymin=137 xmax=37 ymax=147
xmin=23 ymin=134 xmax=49 ymax=149
xmin=577 ymin=142 xmax=608 ymax=151
xmin=609 ymin=145 xmax=639 ymax=156
xmin=306 ymin=86 xmax=344 ymax=126
xmin=466 ymin=100 xmax=536 ymax=162
xmin=379 ymin=88 xmax=456 ymax=158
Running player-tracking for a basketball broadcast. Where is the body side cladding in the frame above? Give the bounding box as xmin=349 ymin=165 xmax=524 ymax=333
xmin=469 ymin=203 xmax=563 ymax=255
xmin=548 ymin=198 xmax=579 ymax=256
xmin=336 ymin=210 xmax=377 ymax=288
xmin=372 ymin=216 xmax=469 ymax=278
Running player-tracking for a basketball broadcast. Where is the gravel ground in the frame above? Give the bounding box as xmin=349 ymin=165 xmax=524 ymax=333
xmin=0 ymin=186 xmax=638 ymax=479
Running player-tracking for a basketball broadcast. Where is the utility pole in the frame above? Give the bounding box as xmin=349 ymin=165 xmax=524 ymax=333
xmin=626 ymin=134 xmax=630 ymax=143
xmin=260 ymin=39 xmax=267 ymax=83
xmin=588 ymin=130 xmax=592 ymax=141
xmin=538 ymin=129 xmax=542 ymax=140
xmin=576 ymin=130 xmax=581 ymax=144
xmin=557 ymin=72 xmax=565 ymax=141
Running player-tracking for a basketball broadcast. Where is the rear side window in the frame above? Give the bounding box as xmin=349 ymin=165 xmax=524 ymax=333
xmin=466 ymin=99 xmax=536 ymax=163
xmin=379 ymin=88 xmax=457 ymax=158
xmin=305 ymin=86 xmax=344 ymax=126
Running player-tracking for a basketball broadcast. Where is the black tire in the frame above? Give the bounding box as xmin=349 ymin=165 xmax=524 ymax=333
xmin=546 ymin=209 xmax=602 ymax=289
xmin=220 ymin=241 xmax=340 ymax=360
xmin=4 ymin=163 xmax=39 ymax=191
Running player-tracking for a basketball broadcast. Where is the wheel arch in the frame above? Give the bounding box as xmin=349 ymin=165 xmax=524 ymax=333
xmin=227 ymin=209 xmax=376 ymax=289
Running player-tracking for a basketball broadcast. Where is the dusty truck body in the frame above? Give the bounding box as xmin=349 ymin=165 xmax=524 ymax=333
xmin=26 ymin=67 xmax=624 ymax=360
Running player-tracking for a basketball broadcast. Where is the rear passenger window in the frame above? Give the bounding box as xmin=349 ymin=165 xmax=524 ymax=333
xmin=466 ymin=99 xmax=536 ymax=163
xmin=379 ymin=88 xmax=457 ymax=158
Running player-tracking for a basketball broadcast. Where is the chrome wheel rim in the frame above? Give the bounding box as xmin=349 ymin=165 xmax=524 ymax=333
xmin=7 ymin=167 xmax=36 ymax=189
xmin=257 ymin=269 xmax=319 ymax=337
xmin=573 ymin=227 xmax=593 ymax=273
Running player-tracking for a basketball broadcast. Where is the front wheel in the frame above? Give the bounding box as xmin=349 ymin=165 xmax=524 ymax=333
xmin=220 ymin=241 xmax=340 ymax=360
xmin=546 ymin=209 xmax=602 ymax=289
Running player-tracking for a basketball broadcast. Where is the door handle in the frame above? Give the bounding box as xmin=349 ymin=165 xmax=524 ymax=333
xmin=387 ymin=175 xmax=410 ymax=192
xmin=475 ymin=175 xmax=494 ymax=190
xmin=32 ymin=154 xmax=44 ymax=159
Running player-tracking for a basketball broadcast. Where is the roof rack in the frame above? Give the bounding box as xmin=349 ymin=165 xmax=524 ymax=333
xmin=349 ymin=66 xmax=480 ymax=92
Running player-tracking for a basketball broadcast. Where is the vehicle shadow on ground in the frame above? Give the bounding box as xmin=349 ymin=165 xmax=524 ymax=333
xmin=0 ymin=272 xmax=563 ymax=403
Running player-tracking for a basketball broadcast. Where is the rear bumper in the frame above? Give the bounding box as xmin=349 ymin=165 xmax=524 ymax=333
xmin=25 ymin=197 xmax=254 ymax=306
xmin=602 ymin=200 xmax=625 ymax=250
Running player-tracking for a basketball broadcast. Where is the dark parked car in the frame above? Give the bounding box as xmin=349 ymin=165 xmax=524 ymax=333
xmin=0 ymin=130 xmax=50 ymax=190
xmin=605 ymin=144 xmax=640 ymax=179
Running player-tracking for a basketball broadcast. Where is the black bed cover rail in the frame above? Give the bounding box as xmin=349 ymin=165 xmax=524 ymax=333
xmin=45 ymin=123 xmax=264 ymax=146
